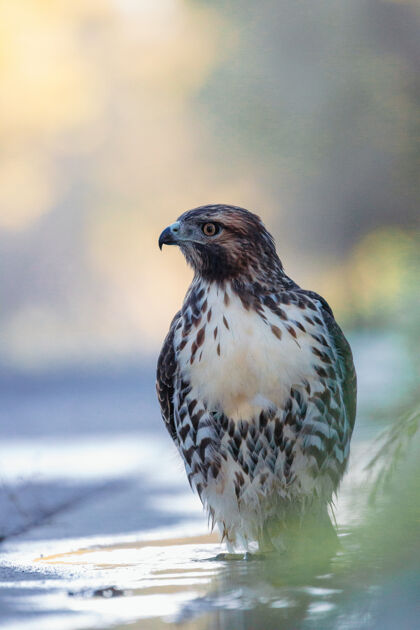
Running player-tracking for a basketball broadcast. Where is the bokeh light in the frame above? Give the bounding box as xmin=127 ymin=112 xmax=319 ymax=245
xmin=0 ymin=0 xmax=418 ymax=369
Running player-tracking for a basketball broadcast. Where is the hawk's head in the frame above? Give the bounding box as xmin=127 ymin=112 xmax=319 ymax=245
xmin=158 ymin=204 xmax=283 ymax=283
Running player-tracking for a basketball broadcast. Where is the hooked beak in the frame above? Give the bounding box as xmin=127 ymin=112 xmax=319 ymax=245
xmin=158 ymin=221 xmax=181 ymax=250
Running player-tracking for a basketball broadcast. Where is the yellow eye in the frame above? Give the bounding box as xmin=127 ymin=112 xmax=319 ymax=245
xmin=202 ymin=222 xmax=218 ymax=236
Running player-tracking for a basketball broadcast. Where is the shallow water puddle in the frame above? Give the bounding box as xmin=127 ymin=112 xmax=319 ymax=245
xmin=26 ymin=529 xmax=357 ymax=630
xmin=26 ymin=532 xmax=227 ymax=627
xmin=35 ymin=533 xmax=220 ymax=567
xmin=35 ymin=533 xmax=223 ymax=599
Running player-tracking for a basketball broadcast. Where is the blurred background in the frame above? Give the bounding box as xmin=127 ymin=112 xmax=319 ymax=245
xmin=0 ymin=2 xmax=419 ymax=627
xmin=0 ymin=0 xmax=418 ymax=370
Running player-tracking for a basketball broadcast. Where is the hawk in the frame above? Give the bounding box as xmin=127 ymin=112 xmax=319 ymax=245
xmin=157 ymin=204 xmax=356 ymax=551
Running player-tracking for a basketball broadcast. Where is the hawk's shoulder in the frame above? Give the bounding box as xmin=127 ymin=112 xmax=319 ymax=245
xmin=156 ymin=310 xmax=181 ymax=444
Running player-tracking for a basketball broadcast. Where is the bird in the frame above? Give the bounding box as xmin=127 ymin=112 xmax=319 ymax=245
xmin=156 ymin=204 xmax=356 ymax=552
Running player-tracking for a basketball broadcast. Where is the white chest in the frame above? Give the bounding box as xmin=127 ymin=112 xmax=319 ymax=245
xmin=175 ymin=285 xmax=317 ymax=421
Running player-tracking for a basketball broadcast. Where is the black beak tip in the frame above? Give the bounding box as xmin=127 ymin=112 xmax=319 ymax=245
xmin=158 ymin=226 xmax=175 ymax=250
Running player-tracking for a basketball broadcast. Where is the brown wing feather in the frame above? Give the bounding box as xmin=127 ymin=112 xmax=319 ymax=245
xmin=301 ymin=289 xmax=357 ymax=431
xmin=323 ymin=309 xmax=357 ymax=432
xmin=156 ymin=311 xmax=181 ymax=444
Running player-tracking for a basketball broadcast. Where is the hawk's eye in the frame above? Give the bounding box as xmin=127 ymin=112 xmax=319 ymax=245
xmin=202 ymin=222 xmax=219 ymax=237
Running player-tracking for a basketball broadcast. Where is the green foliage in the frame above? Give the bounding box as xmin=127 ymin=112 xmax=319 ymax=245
xmin=366 ymin=403 xmax=420 ymax=504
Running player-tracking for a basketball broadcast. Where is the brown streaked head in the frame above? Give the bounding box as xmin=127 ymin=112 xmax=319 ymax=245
xmin=158 ymin=204 xmax=283 ymax=283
